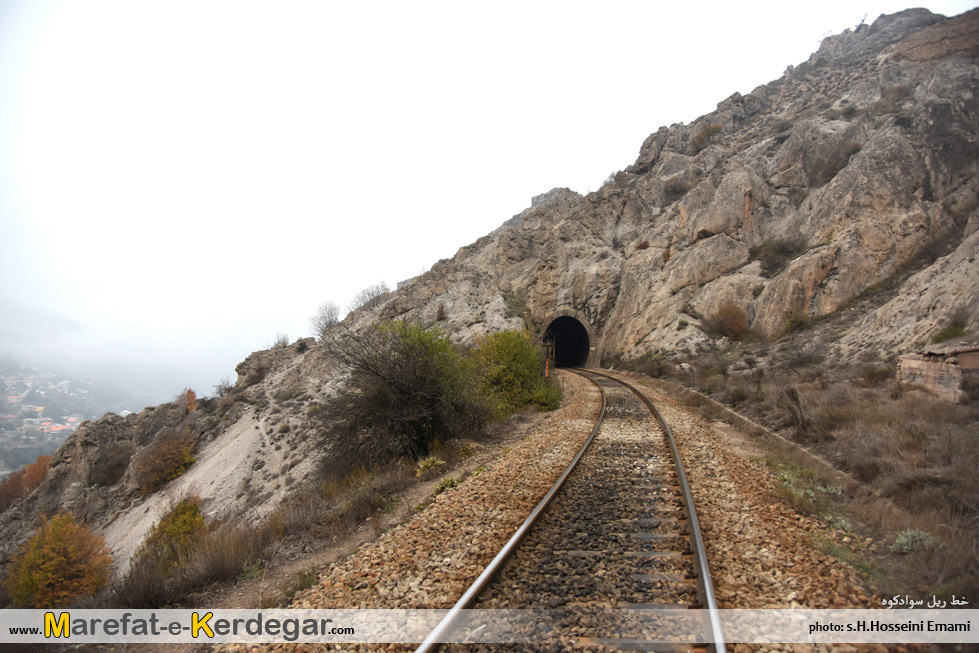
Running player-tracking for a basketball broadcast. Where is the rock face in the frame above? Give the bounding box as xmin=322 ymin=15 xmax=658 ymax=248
xmin=3 ymin=8 xmax=979 ymax=576
xmin=376 ymin=8 xmax=979 ymax=364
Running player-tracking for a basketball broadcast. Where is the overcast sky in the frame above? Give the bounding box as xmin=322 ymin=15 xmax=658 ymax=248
xmin=1 ymin=0 xmax=976 ymax=406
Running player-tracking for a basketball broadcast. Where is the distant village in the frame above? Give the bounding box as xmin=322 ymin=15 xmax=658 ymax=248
xmin=0 ymin=364 xmax=133 ymax=478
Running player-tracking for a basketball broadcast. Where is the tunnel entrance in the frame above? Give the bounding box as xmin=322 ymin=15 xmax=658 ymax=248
xmin=544 ymin=316 xmax=590 ymax=368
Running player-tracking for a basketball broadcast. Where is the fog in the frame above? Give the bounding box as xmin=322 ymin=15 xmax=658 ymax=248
xmin=2 ymin=1 xmax=974 ymax=408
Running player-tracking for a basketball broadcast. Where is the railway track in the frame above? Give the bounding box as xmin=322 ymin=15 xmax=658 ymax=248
xmin=416 ymin=369 xmax=725 ymax=652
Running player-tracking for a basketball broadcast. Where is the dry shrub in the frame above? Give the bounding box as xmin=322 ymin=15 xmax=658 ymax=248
xmin=832 ymin=423 xmax=889 ymax=482
xmin=4 ymin=513 xmax=112 ymax=607
xmin=705 ymin=304 xmax=749 ymax=340
xmin=623 ymin=352 xmax=673 ymax=379
xmin=217 ymin=395 xmax=236 ymax=416
xmin=663 ymin=177 xmax=689 ymax=203
xmin=0 ymin=455 xmax=52 ymax=513
xmin=749 ymin=238 xmax=807 ymax=277
xmin=116 ymin=457 xmax=418 ymax=608
xmin=116 ymin=494 xmax=267 ymax=608
xmin=315 ymin=321 xmax=489 ymax=479
xmin=132 ymin=428 xmax=196 ymax=495
xmin=246 ymin=363 xmax=269 ymax=386
xmin=693 ymin=123 xmax=723 ymax=151
xmin=182 ymin=524 xmax=266 ymax=587
xmin=859 ymin=363 xmax=893 ymax=387
xmin=869 ymin=85 xmax=911 ymax=115
xmin=655 ymin=349 xmax=979 ymax=595
xmin=348 ymin=282 xmax=391 ymax=312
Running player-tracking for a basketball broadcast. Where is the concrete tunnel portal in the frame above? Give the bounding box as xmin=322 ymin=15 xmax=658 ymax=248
xmin=544 ymin=316 xmax=590 ymax=368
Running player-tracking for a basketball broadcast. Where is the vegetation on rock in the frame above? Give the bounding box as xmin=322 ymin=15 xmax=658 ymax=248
xmin=0 ymin=455 xmax=52 ymax=513
xmin=133 ymin=427 xmax=197 ymax=495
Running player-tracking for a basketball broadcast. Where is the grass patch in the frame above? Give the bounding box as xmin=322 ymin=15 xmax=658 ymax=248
xmin=931 ymin=326 xmax=967 ymax=344
xmin=431 ymin=477 xmax=459 ymax=497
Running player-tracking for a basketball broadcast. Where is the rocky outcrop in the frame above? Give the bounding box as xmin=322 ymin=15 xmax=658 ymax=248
xmin=364 ymin=8 xmax=979 ymax=364
xmin=884 ymin=7 xmax=979 ymax=62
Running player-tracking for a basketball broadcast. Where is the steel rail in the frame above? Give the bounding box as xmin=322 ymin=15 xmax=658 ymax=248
xmin=413 ymin=372 xmax=608 ymax=653
xmin=583 ymin=368 xmax=727 ymax=653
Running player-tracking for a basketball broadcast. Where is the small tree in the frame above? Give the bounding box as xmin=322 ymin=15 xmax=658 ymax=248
xmin=348 ymin=282 xmax=390 ymax=312
xmin=4 ymin=513 xmax=112 ymax=607
xmin=177 ymin=388 xmax=196 ymax=412
xmin=315 ymin=321 xmax=487 ymax=477
xmin=0 ymin=455 xmax=52 ymax=513
xmin=310 ymin=300 xmax=341 ymax=337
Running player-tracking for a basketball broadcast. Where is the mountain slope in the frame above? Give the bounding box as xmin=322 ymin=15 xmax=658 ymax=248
xmin=1 ymin=7 xmax=977 ymax=581
xmin=380 ymin=8 xmax=978 ymax=365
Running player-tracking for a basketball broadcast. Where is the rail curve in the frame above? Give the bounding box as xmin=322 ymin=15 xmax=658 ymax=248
xmin=415 ymin=369 xmax=725 ymax=652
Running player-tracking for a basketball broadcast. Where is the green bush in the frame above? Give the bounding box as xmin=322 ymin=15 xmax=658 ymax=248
xmin=529 ymin=381 xmax=562 ymax=412
xmin=415 ymin=456 xmax=445 ymax=478
xmin=472 ymin=330 xmax=558 ymax=417
xmin=138 ymin=497 xmax=206 ymax=574
xmin=785 ymin=314 xmax=810 ymax=333
xmin=4 ymin=513 xmax=112 ymax=607
xmin=117 ymin=495 xmax=267 ymax=607
xmin=502 ymin=293 xmax=527 ymax=319
xmin=315 ymin=324 xmax=561 ymax=481
xmin=431 ymin=477 xmax=458 ymax=496
xmin=117 ymin=496 xmax=207 ymax=607
xmin=932 ymin=325 xmax=967 ymax=344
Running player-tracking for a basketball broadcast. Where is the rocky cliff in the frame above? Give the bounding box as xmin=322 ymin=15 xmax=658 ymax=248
xmin=381 ymin=8 xmax=979 ymax=365
xmin=2 ymin=7 xmax=977 ymax=576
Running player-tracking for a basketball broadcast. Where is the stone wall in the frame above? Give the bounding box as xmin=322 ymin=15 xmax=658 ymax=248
xmin=897 ymin=353 xmax=966 ymax=402
xmin=955 ymin=349 xmax=979 ymax=369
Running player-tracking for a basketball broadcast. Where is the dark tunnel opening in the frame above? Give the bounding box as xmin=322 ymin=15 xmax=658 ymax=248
xmin=544 ymin=316 xmax=590 ymax=368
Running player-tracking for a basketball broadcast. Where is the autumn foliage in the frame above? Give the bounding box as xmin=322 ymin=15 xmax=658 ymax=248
xmin=132 ymin=428 xmax=197 ymax=495
xmin=0 ymin=455 xmax=52 ymax=513
xmin=179 ymin=388 xmax=197 ymax=412
xmin=4 ymin=512 xmax=112 ymax=607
